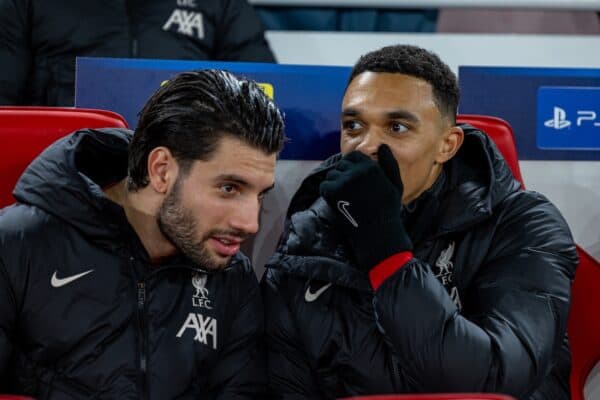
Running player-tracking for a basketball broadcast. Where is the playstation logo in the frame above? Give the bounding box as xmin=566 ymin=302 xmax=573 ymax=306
xmin=544 ymin=107 xmax=571 ymax=130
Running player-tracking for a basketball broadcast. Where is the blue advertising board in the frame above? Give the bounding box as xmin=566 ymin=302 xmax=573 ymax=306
xmin=77 ymin=60 xmax=600 ymax=161
xmin=459 ymin=66 xmax=600 ymax=160
xmin=76 ymin=57 xmax=351 ymax=160
xmin=537 ymin=87 xmax=600 ymax=150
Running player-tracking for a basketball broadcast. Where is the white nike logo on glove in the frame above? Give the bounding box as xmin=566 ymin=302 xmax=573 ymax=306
xmin=337 ymin=200 xmax=358 ymax=227
xmin=51 ymin=269 xmax=94 ymax=288
xmin=304 ymin=282 xmax=333 ymax=302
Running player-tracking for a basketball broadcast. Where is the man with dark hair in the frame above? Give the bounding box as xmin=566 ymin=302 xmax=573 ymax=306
xmin=263 ymin=44 xmax=577 ymax=399
xmin=0 ymin=69 xmax=285 ymax=398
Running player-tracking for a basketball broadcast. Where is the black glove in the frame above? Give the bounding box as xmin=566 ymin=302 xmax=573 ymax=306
xmin=319 ymin=145 xmax=412 ymax=271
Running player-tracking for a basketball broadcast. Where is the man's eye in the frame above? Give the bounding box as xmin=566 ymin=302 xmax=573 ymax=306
xmin=343 ymin=120 xmax=363 ymax=131
xmin=390 ymin=122 xmax=408 ymax=134
xmin=220 ymin=184 xmax=236 ymax=194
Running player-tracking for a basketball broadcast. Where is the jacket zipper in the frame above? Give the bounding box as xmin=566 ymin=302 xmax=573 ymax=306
xmin=125 ymin=0 xmax=138 ymax=57
xmin=137 ymin=281 xmax=148 ymax=399
xmin=390 ymin=353 xmax=402 ymax=392
xmin=129 ymin=259 xmax=225 ymax=399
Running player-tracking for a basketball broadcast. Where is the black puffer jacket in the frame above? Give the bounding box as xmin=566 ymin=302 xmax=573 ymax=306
xmin=0 ymin=128 xmax=266 ymax=399
xmin=263 ymin=125 xmax=578 ymax=400
xmin=0 ymin=0 xmax=274 ymax=106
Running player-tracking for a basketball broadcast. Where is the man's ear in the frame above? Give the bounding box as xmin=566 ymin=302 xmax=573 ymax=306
xmin=436 ymin=125 xmax=464 ymax=164
xmin=147 ymin=147 xmax=178 ymax=194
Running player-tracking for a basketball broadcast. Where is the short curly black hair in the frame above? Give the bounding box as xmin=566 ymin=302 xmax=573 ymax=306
xmin=348 ymin=44 xmax=459 ymax=122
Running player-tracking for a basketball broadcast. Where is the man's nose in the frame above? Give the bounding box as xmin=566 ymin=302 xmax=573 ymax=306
xmin=229 ymin=199 xmax=260 ymax=235
xmin=354 ymin=130 xmax=381 ymax=159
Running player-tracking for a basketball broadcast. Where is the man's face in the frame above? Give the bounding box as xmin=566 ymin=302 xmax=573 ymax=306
xmin=341 ymin=71 xmax=451 ymax=204
xmin=158 ymin=136 xmax=276 ymax=271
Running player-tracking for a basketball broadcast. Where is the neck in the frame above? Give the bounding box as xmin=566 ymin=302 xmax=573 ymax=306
xmin=406 ymin=167 xmax=446 ymax=212
xmin=402 ymin=168 xmax=447 ymax=243
xmin=104 ymin=180 xmax=178 ymax=264
xmin=403 ymin=162 xmax=443 ymax=205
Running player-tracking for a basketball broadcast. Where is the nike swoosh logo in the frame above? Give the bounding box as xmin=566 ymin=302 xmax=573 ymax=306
xmin=51 ymin=269 xmax=94 ymax=288
xmin=337 ymin=200 xmax=358 ymax=227
xmin=304 ymin=282 xmax=333 ymax=302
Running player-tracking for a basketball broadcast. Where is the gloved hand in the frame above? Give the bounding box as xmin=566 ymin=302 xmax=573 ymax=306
xmin=319 ymin=144 xmax=412 ymax=271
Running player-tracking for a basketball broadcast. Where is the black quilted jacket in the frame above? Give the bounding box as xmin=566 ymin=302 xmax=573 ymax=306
xmin=263 ymin=125 xmax=578 ymax=400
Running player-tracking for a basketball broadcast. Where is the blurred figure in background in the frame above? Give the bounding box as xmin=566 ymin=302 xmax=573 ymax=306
xmin=0 ymin=0 xmax=274 ymax=106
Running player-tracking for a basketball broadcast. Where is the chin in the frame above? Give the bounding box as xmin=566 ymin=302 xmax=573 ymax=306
xmin=206 ymin=253 xmax=233 ymax=271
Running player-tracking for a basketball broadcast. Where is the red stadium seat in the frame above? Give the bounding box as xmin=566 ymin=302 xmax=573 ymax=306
xmin=340 ymin=394 xmax=515 ymax=400
xmin=457 ymin=114 xmax=600 ymax=400
xmin=0 ymin=106 xmax=128 ymax=399
xmin=457 ymin=114 xmax=524 ymax=187
xmin=0 ymin=106 xmax=128 ymax=208
xmin=0 ymin=396 xmax=34 ymax=400
xmin=0 ymin=394 xmax=34 ymax=400
xmin=568 ymin=247 xmax=600 ymax=400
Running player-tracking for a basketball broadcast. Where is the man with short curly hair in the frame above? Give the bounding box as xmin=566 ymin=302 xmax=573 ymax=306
xmin=263 ymin=44 xmax=577 ymax=400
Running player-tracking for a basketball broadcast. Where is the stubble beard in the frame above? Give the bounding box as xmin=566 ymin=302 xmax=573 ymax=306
xmin=157 ymin=177 xmax=229 ymax=272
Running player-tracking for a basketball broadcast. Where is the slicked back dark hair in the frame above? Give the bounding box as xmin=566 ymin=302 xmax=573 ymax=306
xmin=348 ymin=44 xmax=459 ymax=123
xmin=128 ymin=69 xmax=285 ymax=191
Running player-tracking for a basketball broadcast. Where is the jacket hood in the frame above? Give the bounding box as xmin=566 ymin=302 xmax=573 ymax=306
xmin=266 ymin=124 xmax=522 ymax=288
xmin=13 ymin=128 xmax=132 ymax=241
xmin=435 ymin=123 xmax=522 ymax=234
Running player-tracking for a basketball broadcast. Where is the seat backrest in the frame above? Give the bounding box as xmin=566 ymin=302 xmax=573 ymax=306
xmin=458 ymin=113 xmax=600 ymax=400
xmin=456 ymin=114 xmax=525 ymax=187
xmin=340 ymin=394 xmax=515 ymax=400
xmin=569 ymin=246 xmax=600 ymax=400
xmin=0 ymin=106 xmax=128 ymax=208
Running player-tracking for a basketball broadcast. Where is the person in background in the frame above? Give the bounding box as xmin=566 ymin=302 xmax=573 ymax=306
xmin=0 ymin=69 xmax=285 ymax=399
xmin=263 ymin=44 xmax=577 ymax=399
xmin=0 ymin=0 xmax=274 ymax=106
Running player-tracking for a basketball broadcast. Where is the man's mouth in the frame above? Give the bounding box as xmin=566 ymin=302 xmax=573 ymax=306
xmin=209 ymin=235 xmax=243 ymax=257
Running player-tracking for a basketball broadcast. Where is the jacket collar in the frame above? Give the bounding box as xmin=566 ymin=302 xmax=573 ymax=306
xmin=13 ymin=127 xmax=246 ymax=273
xmin=14 ymin=128 xmax=133 ymax=243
